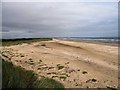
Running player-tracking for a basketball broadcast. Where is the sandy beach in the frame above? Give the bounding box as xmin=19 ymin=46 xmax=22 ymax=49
xmin=1 ymin=39 xmax=118 ymax=88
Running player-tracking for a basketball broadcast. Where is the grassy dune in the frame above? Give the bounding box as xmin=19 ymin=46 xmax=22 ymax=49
xmin=1 ymin=38 xmax=65 ymax=89
xmin=0 ymin=38 xmax=52 ymax=46
xmin=2 ymin=58 xmax=64 ymax=88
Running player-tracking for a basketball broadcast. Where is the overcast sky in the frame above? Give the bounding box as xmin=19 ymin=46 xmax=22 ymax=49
xmin=2 ymin=1 xmax=118 ymax=38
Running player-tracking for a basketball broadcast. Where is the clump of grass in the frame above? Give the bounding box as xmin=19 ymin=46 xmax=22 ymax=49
xmin=57 ymin=64 xmax=64 ymax=70
xmin=59 ymin=76 xmax=67 ymax=81
xmin=52 ymin=75 xmax=67 ymax=80
xmin=59 ymin=76 xmax=66 ymax=80
xmin=52 ymin=76 xmax=59 ymax=79
xmin=2 ymin=58 xmax=64 ymax=88
xmin=34 ymin=77 xmax=64 ymax=88
xmin=2 ymin=59 xmax=37 ymax=88
xmin=82 ymin=71 xmax=87 ymax=74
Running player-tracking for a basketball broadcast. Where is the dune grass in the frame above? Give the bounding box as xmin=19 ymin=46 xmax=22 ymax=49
xmin=2 ymin=58 xmax=64 ymax=88
xmin=57 ymin=64 xmax=64 ymax=70
xmin=0 ymin=38 xmax=52 ymax=46
xmin=34 ymin=77 xmax=64 ymax=88
xmin=2 ymin=59 xmax=37 ymax=88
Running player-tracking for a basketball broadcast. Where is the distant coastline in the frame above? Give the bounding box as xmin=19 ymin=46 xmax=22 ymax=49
xmin=1 ymin=37 xmax=119 ymax=44
xmin=56 ymin=37 xmax=119 ymax=44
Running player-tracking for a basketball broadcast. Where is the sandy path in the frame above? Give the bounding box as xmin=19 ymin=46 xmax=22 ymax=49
xmin=1 ymin=39 xmax=118 ymax=88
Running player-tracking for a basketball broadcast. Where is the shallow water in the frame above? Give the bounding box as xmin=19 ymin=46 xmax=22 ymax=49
xmin=62 ymin=37 xmax=119 ymax=43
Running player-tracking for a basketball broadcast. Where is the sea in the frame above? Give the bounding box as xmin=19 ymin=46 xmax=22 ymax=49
xmin=60 ymin=37 xmax=120 ymax=44
xmin=1 ymin=37 xmax=120 ymax=44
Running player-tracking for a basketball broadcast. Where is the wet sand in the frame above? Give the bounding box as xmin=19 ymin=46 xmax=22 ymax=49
xmin=1 ymin=39 xmax=118 ymax=88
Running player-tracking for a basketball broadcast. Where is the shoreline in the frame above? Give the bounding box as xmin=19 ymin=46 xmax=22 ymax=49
xmin=55 ymin=38 xmax=119 ymax=47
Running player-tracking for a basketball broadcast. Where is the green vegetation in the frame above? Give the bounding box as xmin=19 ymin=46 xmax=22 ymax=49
xmin=59 ymin=76 xmax=66 ymax=80
xmin=2 ymin=59 xmax=37 ymax=88
xmin=52 ymin=76 xmax=59 ymax=79
xmin=52 ymin=75 xmax=66 ymax=81
xmin=2 ymin=58 xmax=64 ymax=88
xmin=57 ymin=64 xmax=64 ymax=70
xmin=34 ymin=77 xmax=64 ymax=88
xmin=1 ymin=38 xmax=52 ymax=46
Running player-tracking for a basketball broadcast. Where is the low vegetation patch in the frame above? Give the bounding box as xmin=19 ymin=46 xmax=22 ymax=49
xmin=52 ymin=75 xmax=67 ymax=81
xmin=1 ymin=38 xmax=52 ymax=46
xmin=57 ymin=64 xmax=64 ymax=70
xmin=52 ymin=76 xmax=59 ymax=79
xmin=34 ymin=77 xmax=64 ymax=88
xmin=2 ymin=58 xmax=64 ymax=88
xmin=59 ymin=76 xmax=66 ymax=80
xmin=2 ymin=59 xmax=37 ymax=88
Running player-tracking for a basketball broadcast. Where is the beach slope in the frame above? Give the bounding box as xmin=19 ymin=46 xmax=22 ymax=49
xmin=1 ymin=39 xmax=118 ymax=88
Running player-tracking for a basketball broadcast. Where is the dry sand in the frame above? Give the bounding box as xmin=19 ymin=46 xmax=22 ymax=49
xmin=0 ymin=39 xmax=118 ymax=88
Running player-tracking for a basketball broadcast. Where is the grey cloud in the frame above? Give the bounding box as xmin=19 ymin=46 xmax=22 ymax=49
xmin=2 ymin=2 xmax=118 ymax=38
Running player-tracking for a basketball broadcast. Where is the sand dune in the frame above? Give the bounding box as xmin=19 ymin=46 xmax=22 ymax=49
xmin=1 ymin=39 xmax=118 ymax=88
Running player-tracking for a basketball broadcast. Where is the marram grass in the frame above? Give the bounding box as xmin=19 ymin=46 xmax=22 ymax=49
xmin=2 ymin=58 xmax=64 ymax=89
